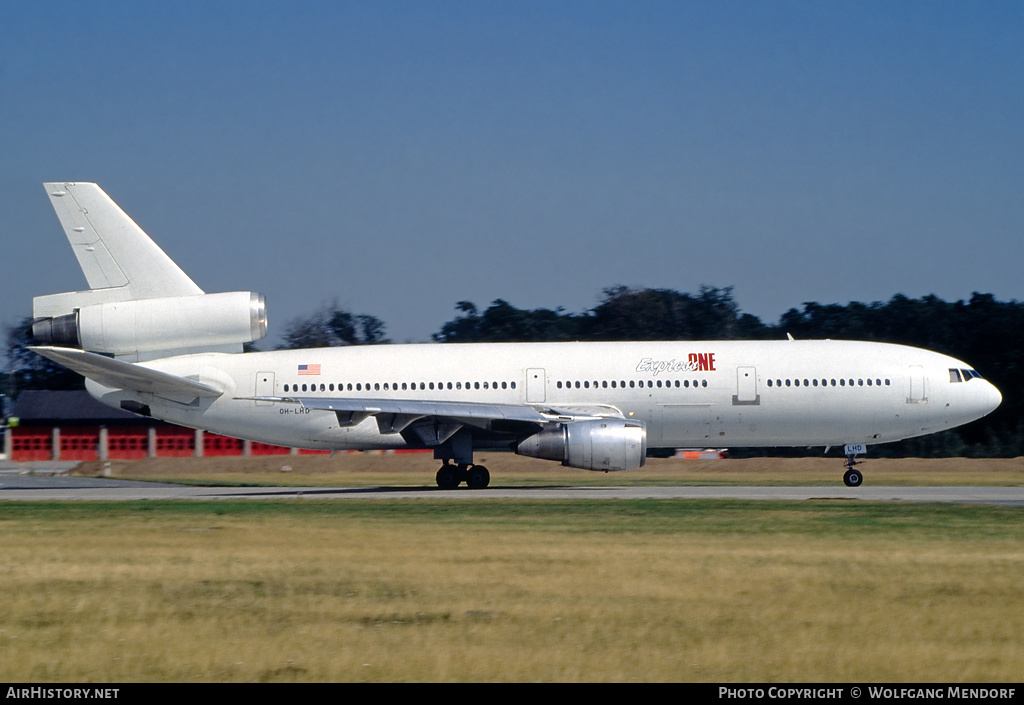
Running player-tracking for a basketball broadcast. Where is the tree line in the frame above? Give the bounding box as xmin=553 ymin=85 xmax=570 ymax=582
xmin=5 ymin=286 xmax=1022 ymax=457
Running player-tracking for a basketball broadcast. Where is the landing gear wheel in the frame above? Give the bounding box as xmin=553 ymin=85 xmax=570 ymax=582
xmin=843 ymin=468 xmax=863 ymax=487
xmin=436 ymin=464 xmax=461 ymax=490
xmin=466 ymin=465 xmax=490 ymax=489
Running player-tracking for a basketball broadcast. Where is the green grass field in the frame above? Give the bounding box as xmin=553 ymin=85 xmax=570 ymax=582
xmin=70 ymin=453 xmax=1024 ymax=487
xmin=2 ymin=496 xmax=1022 ymax=682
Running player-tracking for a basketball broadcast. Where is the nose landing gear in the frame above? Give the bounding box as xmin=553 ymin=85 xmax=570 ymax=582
xmin=843 ymin=450 xmax=864 ymax=487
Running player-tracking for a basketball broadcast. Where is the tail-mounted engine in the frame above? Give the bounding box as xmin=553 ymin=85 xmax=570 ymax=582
xmin=32 ymin=291 xmax=267 ymax=357
xmin=516 ymin=418 xmax=647 ymax=472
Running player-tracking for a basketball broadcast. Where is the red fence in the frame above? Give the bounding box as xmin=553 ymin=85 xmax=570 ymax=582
xmin=8 ymin=426 xmax=294 ymax=462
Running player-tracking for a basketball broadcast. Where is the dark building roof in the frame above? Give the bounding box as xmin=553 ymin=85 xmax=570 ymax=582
xmin=11 ymin=390 xmax=144 ymax=423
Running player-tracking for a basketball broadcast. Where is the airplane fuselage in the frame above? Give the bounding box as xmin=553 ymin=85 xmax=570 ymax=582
xmin=85 ymin=339 xmax=1001 ymax=454
xmin=32 ymin=182 xmax=1003 ymax=488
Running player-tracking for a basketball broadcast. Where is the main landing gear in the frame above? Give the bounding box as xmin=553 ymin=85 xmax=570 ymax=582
xmin=436 ymin=461 xmax=490 ymax=490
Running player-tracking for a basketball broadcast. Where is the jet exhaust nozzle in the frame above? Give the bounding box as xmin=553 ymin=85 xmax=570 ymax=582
xmin=32 ymin=312 xmax=82 ymax=347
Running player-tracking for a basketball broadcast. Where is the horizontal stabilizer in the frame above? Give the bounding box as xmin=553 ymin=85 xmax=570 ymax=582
xmin=30 ymin=346 xmax=223 ymax=399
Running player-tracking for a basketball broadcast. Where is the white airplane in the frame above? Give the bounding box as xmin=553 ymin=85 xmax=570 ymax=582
xmin=29 ymin=182 xmax=1002 ymax=488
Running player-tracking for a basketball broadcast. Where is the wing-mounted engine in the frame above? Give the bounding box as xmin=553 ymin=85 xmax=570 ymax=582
xmin=516 ymin=418 xmax=647 ymax=472
xmin=32 ymin=291 xmax=267 ymax=358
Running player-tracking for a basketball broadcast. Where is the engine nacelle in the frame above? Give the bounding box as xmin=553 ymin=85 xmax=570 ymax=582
xmin=32 ymin=291 xmax=267 ymax=356
xmin=516 ymin=418 xmax=647 ymax=472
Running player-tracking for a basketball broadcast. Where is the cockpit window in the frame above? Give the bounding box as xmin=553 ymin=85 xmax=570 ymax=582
xmin=951 ymin=368 xmax=984 ymax=382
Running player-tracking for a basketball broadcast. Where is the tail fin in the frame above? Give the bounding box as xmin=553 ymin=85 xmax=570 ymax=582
xmin=32 ymin=183 xmax=266 ymax=360
xmin=33 ymin=182 xmax=202 ymax=318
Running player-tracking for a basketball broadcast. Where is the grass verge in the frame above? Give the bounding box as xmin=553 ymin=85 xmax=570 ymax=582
xmin=69 ymin=454 xmax=1024 ymax=488
xmin=1 ymin=499 xmax=1022 ymax=682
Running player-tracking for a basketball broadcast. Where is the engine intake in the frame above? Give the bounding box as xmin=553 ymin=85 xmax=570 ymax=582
xmin=32 ymin=291 xmax=267 ymax=356
xmin=517 ymin=418 xmax=647 ymax=472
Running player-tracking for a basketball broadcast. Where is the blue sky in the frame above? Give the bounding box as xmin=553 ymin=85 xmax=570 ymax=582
xmin=2 ymin=1 xmax=1022 ymax=349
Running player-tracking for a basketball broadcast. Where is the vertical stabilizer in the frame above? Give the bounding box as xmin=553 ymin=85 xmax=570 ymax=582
xmin=32 ymin=182 xmax=266 ymax=360
xmin=42 ymin=182 xmax=203 ymax=300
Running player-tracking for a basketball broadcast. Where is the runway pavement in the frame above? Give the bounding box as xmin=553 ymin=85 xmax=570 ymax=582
xmin=2 ymin=467 xmax=1023 ymax=504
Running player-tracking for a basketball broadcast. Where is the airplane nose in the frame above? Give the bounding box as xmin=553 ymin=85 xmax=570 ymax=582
xmin=985 ymin=381 xmax=1003 ymax=414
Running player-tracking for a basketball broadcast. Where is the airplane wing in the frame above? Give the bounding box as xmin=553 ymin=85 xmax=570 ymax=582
xmin=291 ymin=396 xmax=553 ymax=426
xmin=246 ymin=396 xmax=624 ymax=424
xmin=240 ymin=395 xmax=626 ymax=447
xmin=30 ymin=346 xmax=223 ymax=400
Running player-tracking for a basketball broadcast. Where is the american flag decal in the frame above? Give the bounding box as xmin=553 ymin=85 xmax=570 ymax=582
xmin=298 ymin=364 xmax=321 ymax=376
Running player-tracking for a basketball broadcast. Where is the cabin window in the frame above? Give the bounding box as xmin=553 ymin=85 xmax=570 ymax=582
xmin=949 ymin=369 xmax=963 ymax=383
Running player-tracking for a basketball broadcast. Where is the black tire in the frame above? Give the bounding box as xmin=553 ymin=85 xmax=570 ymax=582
xmin=436 ymin=466 xmax=461 ymax=489
xmin=843 ymin=469 xmax=863 ymax=487
xmin=466 ymin=465 xmax=490 ymax=489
